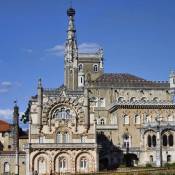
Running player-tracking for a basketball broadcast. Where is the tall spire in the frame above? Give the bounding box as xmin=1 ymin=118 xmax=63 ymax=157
xmin=65 ymin=7 xmax=78 ymax=63
xmin=64 ymin=7 xmax=78 ymax=90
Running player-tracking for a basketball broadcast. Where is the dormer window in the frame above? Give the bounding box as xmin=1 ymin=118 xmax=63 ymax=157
xmin=78 ymin=64 xmax=83 ymax=71
xmin=93 ymin=64 xmax=98 ymax=72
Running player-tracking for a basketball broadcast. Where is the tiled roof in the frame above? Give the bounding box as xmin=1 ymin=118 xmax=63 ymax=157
xmin=0 ymin=120 xmax=11 ymax=132
xmin=92 ymin=73 xmax=169 ymax=89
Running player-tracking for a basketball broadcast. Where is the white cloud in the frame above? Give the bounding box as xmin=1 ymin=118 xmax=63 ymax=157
xmin=78 ymin=43 xmax=101 ymax=53
xmin=47 ymin=42 xmax=101 ymax=56
xmin=0 ymin=81 xmax=12 ymax=93
xmin=23 ymin=48 xmax=33 ymax=53
xmin=46 ymin=44 xmax=65 ymax=56
xmin=0 ymin=109 xmax=24 ymax=122
xmin=0 ymin=109 xmax=13 ymax=120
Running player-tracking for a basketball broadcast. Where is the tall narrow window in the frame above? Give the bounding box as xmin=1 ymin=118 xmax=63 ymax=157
xmin=80 ymin=157 xmax=87 ymax=169
xmin=152 ymin=135 xmax=156 ymax=147
xmin=78 ymin=75 xmax=84 ymax=87
xmin=124 ymin=115 xmax=129 ymax=125
xmin=57 ymin=132 xmax=62 ymax=143
xmin=145 ymin=115 xmax=151 ymax=123
xmin=38 ymin=158 xmax=46 ymax=174
xmin=123 ymin=134 xmax=130 ymax=148
xmin=163 ymin=135 xmax=168 ymax=146
xmin=93 ymin=64 xmax=98 ymax=72
xmin=147 ymin=135 xmax=152 ymax=147
xmin=4 ymin=162 xmax=9 ymax=173
xmin=135 ymin=115 xmax=140 ymax=124
xmin=78 ymin=64 xmax=83 ymax=71
xmin=150 ymin=155 xmax=153 ymax=162
xmin=63 ymin=132 xmax=69 ymax=143
xmin=81 ymin=136 xmax=86 ymax=143
xmin=59 ymin=157 xmax=66 ymax=169
xmin=167 ymin=155 xmax=171 ymax=162
xmin=100 ymin=119 xmax=105 ymax=125
xmin=168 ymin=134 xmax=174 ymax=147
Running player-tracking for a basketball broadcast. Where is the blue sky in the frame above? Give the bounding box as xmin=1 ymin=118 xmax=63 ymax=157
xmin=0 ymin=0 xmax=175 ymax=128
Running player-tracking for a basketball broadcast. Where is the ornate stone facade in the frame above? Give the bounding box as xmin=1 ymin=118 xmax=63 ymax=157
xmin=24 ymin=7 xmax=175 ymax=174
xmin=1 ymin=6 xmax=175 ymax=175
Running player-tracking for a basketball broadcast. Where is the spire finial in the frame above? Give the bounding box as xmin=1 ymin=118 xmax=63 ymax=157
xmin=14 ymin=100 xmax=17 ymax=107
xmin=38 ymin=78 xmax=42 ymax=88
xmin=67 ymin=6 xmax=75 ymax=17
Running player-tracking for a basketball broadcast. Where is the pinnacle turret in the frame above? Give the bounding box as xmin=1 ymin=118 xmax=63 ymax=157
xmin=64 ymin=7 xmax=78 ymax=90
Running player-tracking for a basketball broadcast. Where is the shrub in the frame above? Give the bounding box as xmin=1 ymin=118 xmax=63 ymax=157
xmin=145 ymin=163 xmax=152 ymax=168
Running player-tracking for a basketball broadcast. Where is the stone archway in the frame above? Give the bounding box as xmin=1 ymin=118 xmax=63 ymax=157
xmin=32 ymin=152 xmax=50 ymax=175
xmin=54 ymin=152 xmax=71 ymax=174
xmin=75 ymin=152 xmax=95 ymax=173
xmin=124 ymin=153 xmax=138 ymax=167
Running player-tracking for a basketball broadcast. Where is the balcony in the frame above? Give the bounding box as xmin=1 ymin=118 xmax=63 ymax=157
xmin=121 ymin=147 xmax=140 ymax=153
xmin=96 ymin=124 xmax=118 ymax=130
xmin=143 ymin=121 xmax=175 ymax=128
xmin=25 ymin=143 xmax=97 ymax=149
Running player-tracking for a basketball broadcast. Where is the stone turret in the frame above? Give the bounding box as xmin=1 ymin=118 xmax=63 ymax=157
xmin=64 ymin=7 xmax=78 ymax=90
xmin=37 ymin=78 xmax=43 ymax=131
xmin=13 ymin=101 xmax=19 ymax=175
xmin=13 ymin=101 xmax=19 ymax=151
xmin=170 ymin=70 xmax=175 ymax=103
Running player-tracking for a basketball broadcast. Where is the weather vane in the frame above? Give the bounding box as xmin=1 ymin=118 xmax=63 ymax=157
xmin=14 ymin=100 xmax=17 ymax=105
xmin=70 ymin=0 xmax=73 ymax=7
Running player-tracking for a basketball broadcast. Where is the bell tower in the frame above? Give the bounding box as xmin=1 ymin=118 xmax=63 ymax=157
xmin=64 ymin=7 xmax=78 ymax=90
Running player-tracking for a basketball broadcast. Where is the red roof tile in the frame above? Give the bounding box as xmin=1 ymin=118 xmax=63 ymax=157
xmin=0 ymin=120 xmax=11 ymax=132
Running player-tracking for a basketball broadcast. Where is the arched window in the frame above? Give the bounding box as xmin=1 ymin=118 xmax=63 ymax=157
xmin=145 ymin=115 xmax=151 ymax=123
xmin=4 ymin=162 xmax=9 ymax=173
xmin=98 ymin=98 xmax=105 ymax=107
xmin=167 ymin=155 xmax=171 ymax=162
xmin=147 ymin=135 xmax=152 ymax=147
xmin=93 ymin=64 xmax=98 ymax=72
xmin=123 ymin=134 xmax=130 ymax=148
xmin=163 ymin=135 xmax=168 ymax=146
xmin=152 ymin=135 xmax=156 ymax=147
xmin=150 ymin=155 xmax=153 ymax=162
xmin=78 ymin=64 xmax=83 ymax=71
xmin=63 ymin=132 xmax=69 ymax=143
xmin=111 ymin=115 xmax=117 ymax=124
xmin=59 ymin=157 xmax=67 ymax=171
xmin=38 ymin=158 xmax=46 ymax=174
xmin=124 ymin=115 xmax=129 ymax=125
xmin=168 ymin=134 xmax=174 ymax=147
xmin=78 ymin=75 xmax=85 ymax=87
xmin=100 ymin=119 xmax=105 ymax=125
xmin=80 ymin=157 xmax=87 ymax=169
xmin=57 ymin=132 xmax=62 ymax=143
xmin=53 ymin=107 xmax=71 ymax=120
xmin=135 ymin=115 xmax=140 ymax=124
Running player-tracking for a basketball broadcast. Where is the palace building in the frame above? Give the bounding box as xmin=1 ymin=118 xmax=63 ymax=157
xmin=1 ymin=7 xmax=175 ymax=175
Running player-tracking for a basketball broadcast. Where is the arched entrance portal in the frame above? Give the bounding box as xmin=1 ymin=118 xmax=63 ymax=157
xmin=124 ymin=153 xmax=138 ymax=167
